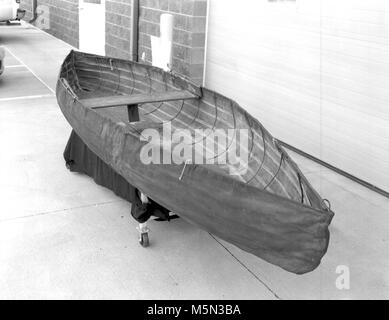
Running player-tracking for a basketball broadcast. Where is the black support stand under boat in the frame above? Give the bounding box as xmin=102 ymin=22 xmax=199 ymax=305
xmin=64 ymin=131 xmax=176 ymax=248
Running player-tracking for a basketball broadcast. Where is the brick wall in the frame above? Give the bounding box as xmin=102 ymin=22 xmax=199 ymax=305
xmin=20 ymin=0 xmax=79 ymax=48
xmin=20 ymin=0 xmax=207 ymax=83
xmin=138 ymin=0 xmax=207 ymax=84
xmin=105 ymin=0 xmax=132 ymax=60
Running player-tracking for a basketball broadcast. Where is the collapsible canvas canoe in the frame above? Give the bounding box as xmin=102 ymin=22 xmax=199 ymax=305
xmin=56 ymin=50 xmax=334 ymax=274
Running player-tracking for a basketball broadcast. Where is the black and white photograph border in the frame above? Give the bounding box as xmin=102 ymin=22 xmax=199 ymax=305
xmin=0 ymin=0 xmax=388 ymax=301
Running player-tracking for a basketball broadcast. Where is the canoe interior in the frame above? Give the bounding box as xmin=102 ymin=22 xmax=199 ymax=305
xmin=60 ymin=50 xmax=331 ymax=214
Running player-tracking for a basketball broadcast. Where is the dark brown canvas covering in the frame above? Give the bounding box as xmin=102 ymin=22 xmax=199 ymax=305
xmin=56 ymin=50 xmax=334 ymax=274
xmin=64 ymin=130 xmax=170 ymax=223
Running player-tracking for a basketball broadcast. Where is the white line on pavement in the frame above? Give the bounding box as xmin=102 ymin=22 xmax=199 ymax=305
xmin=3 ymin=46 xmax=55 ymax=94
xmin=5 ymin=65 xmax=25 ymax=68
xmin=0 ymin=94 xmax=55 ymax=102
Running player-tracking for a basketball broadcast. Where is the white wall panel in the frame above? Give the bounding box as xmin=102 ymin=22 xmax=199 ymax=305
xmin=205 ymin=0 xmax=389 ymax=192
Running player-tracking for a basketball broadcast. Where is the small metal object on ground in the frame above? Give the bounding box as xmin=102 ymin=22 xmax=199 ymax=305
xmin=137 ymin=222 xmax=149 ymax=247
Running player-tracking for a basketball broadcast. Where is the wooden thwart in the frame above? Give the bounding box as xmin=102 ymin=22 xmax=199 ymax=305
xmin=80 ymin=90 xmax=199 ymax=109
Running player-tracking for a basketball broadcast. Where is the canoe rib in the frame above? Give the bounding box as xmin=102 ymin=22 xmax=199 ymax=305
xmin=80 ymin=90 xmax=200 ymax=109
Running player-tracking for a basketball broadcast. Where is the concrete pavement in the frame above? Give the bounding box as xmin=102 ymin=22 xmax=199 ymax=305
xmin=0 ymin=23 xmax=388 ymax=299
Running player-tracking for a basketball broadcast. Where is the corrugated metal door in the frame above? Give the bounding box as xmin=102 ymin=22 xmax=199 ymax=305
xmin=205 ymin=0 xmax=389 ymax=192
